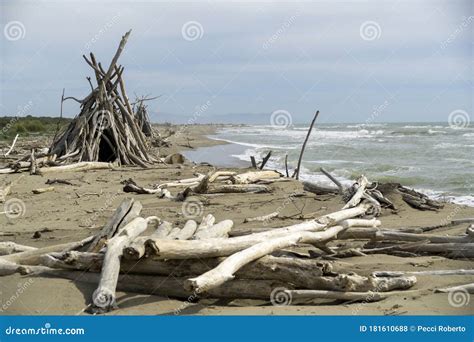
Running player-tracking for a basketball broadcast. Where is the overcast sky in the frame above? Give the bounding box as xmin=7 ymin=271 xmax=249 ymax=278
xmin=0 ymin=0 xmax=472 ymax=123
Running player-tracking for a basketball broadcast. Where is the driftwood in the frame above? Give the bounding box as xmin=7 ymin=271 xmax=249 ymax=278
xmin=303 ymin=181 xmax=339 ymax=195
xmin=342 ymin=175 xmax=369 ymax=209
xmin=208 ymin=171 xmax=236 ymax=183
xmin=320 ymin=167 xmax=343 ymax=193
xmin=192 ymin=220 xmax=233 ymax=240
xmin=287 ymin=287 xmax=417 ymax=303
xmin=0 ymin=259 xmax=20 ymax=276
xmin=39 ymin=162 xmax=115 ymax=173
xmin=373 ymin=269 xmax=474 ymax=277
xmin=339 ymin=228 xmax=473 ymax=244
xmin=184 ymin=219 xmax=378 ymax=293
xmin=50 ymin=31 xmax=154 ymax=166
xmin=435 ymin=283 xmax=474 ymax=294
xmin=231 ymin=170 xmax=281 ymax=184
xmin=38 ymin=251 xmax=417 ymax=293
xmin=92 ymin=216 xmax=153 ymax=312
xmin=124 ymin=221 xmax=171 ymax=259
xmin=4 ymin=134 xmax=19 ymax=157
xmin=206 ymin=184 xmax=270 ymax=194
xmin=0 ymin=242 xmax=37 ymax=256
xmin=363 ymin=241 xmax=474 ymax=258
xmin=145 ymin=204 xmax=371 ymax=259
xmin=88 ymin=198 xmax=143 ymax=252
xmin=32 ymin=187 xmax=55 ymax=194
xmin=294 ymin=110 xmax=319 ymax=180
xmin=0 ymin=236 xmax=94 ymax=265
xmin=244 ymin=211 xmax=279 ymax=223
xmin=23 ymin=267 xmax=292 ymax=300
xmin=259 ymin=151 xmax=272 ymax=170
xmin=175 ymin=220 xmax=198 ymax=240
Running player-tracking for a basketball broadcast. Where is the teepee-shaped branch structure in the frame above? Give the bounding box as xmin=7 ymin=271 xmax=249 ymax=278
xmin=50 ymin=30 xmax=153 ymax=167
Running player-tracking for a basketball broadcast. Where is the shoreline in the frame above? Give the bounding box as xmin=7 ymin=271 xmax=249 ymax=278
xmin=174 ymin=124 xmax=474 ymax=208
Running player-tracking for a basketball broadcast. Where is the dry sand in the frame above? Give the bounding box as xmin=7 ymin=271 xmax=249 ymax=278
xmin=0 ymin=124 xmax=473 ymax=316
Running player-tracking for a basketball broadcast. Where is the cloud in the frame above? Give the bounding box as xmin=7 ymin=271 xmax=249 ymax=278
xmin=0 ymin=0 xmax=472 ymax=122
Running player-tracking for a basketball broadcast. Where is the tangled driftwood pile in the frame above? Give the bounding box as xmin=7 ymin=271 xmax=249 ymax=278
xmin=0 ymin=31 xmax=159 ymax=175
xmin=50 ymin=31 xmax=154 ymax=166
xmin=1 ymin=173 xmax=472 ymax=313
xmin=122 ymin=170 xmax=282 ymax=200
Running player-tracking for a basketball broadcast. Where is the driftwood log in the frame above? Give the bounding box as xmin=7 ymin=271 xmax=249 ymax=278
xmin=92 ymin=216 xmax=154 ymax=312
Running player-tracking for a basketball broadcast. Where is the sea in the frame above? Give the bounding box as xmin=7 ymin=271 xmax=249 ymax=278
xmin=185 ymin=122 xmax=473 ymax=206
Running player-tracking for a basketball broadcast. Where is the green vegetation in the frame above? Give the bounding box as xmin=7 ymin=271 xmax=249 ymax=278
xmin=0 ymin=115 xmax=72 ymax=140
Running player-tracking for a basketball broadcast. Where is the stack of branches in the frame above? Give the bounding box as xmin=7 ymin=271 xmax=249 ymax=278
xmin=122 ymin=169 xmax=285 ymax=200
xmin=304 ymin=170 xmax=444 ymax=212
xmin=0 ymin=198 xmax=420 ymax=313
xmin=1 ymin=194 xmax=472 ymax=313
xmin=49 ymin=30 xmax=153 ymax=167
xmin=132 ymin=95 xmax=157 ymax=138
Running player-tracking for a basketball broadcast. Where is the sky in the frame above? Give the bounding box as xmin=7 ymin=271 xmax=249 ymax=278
xmin=0 ymin=0 xmax=472 ymax=124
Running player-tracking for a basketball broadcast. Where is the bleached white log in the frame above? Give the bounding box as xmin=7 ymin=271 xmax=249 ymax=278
xmin=175 ymin=220 xmax=198 ymax=240
xmin=244 ymin=211 xmax=279 ymax=223
xmin=88 ymin=198 xmax=143 ymax=252
xmin=0 ymin=236 xmax=94 ymax=265
xmin=4 ymin=134 xmax=19 ymax=157
xmin=146 ymin=204 xmax=371 ymax=259
xmin=209 ymin=171 xmax=236 ymax=183
xmin=232 ymin=170 xmax=281 ymax=184
xmin=0 ymin=258 xmax=21 ymax=276
xmin=193 ymin=220 xmax=233 ymax=240
xmin=193 ymin=214 xmax=215 ymax=237
xmin=341 ymin=218 xmax=380 ymax=228
xmin=32 ymin=187 xmax=55 ymax=194
xmin=123 ymin=219 xmax=167 ymax=259
xmin=342 ymin=175 xmax=369 ymax=209
xmin=0 ymin=242 xmax=37 ymax=256
xmin=185 ymin=223 xmax=351 ymax=293
xmin=92 ymin=216 xmax=152 ymax=312
xmin=39 ymin=162 xmax=115 ymax=173
xmin=156 ymin=174 xmax=205 ymax=188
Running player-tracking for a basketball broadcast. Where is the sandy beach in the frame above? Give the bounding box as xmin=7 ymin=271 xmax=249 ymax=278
xmin=0 ymin=124 xmax=472 ymax=316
